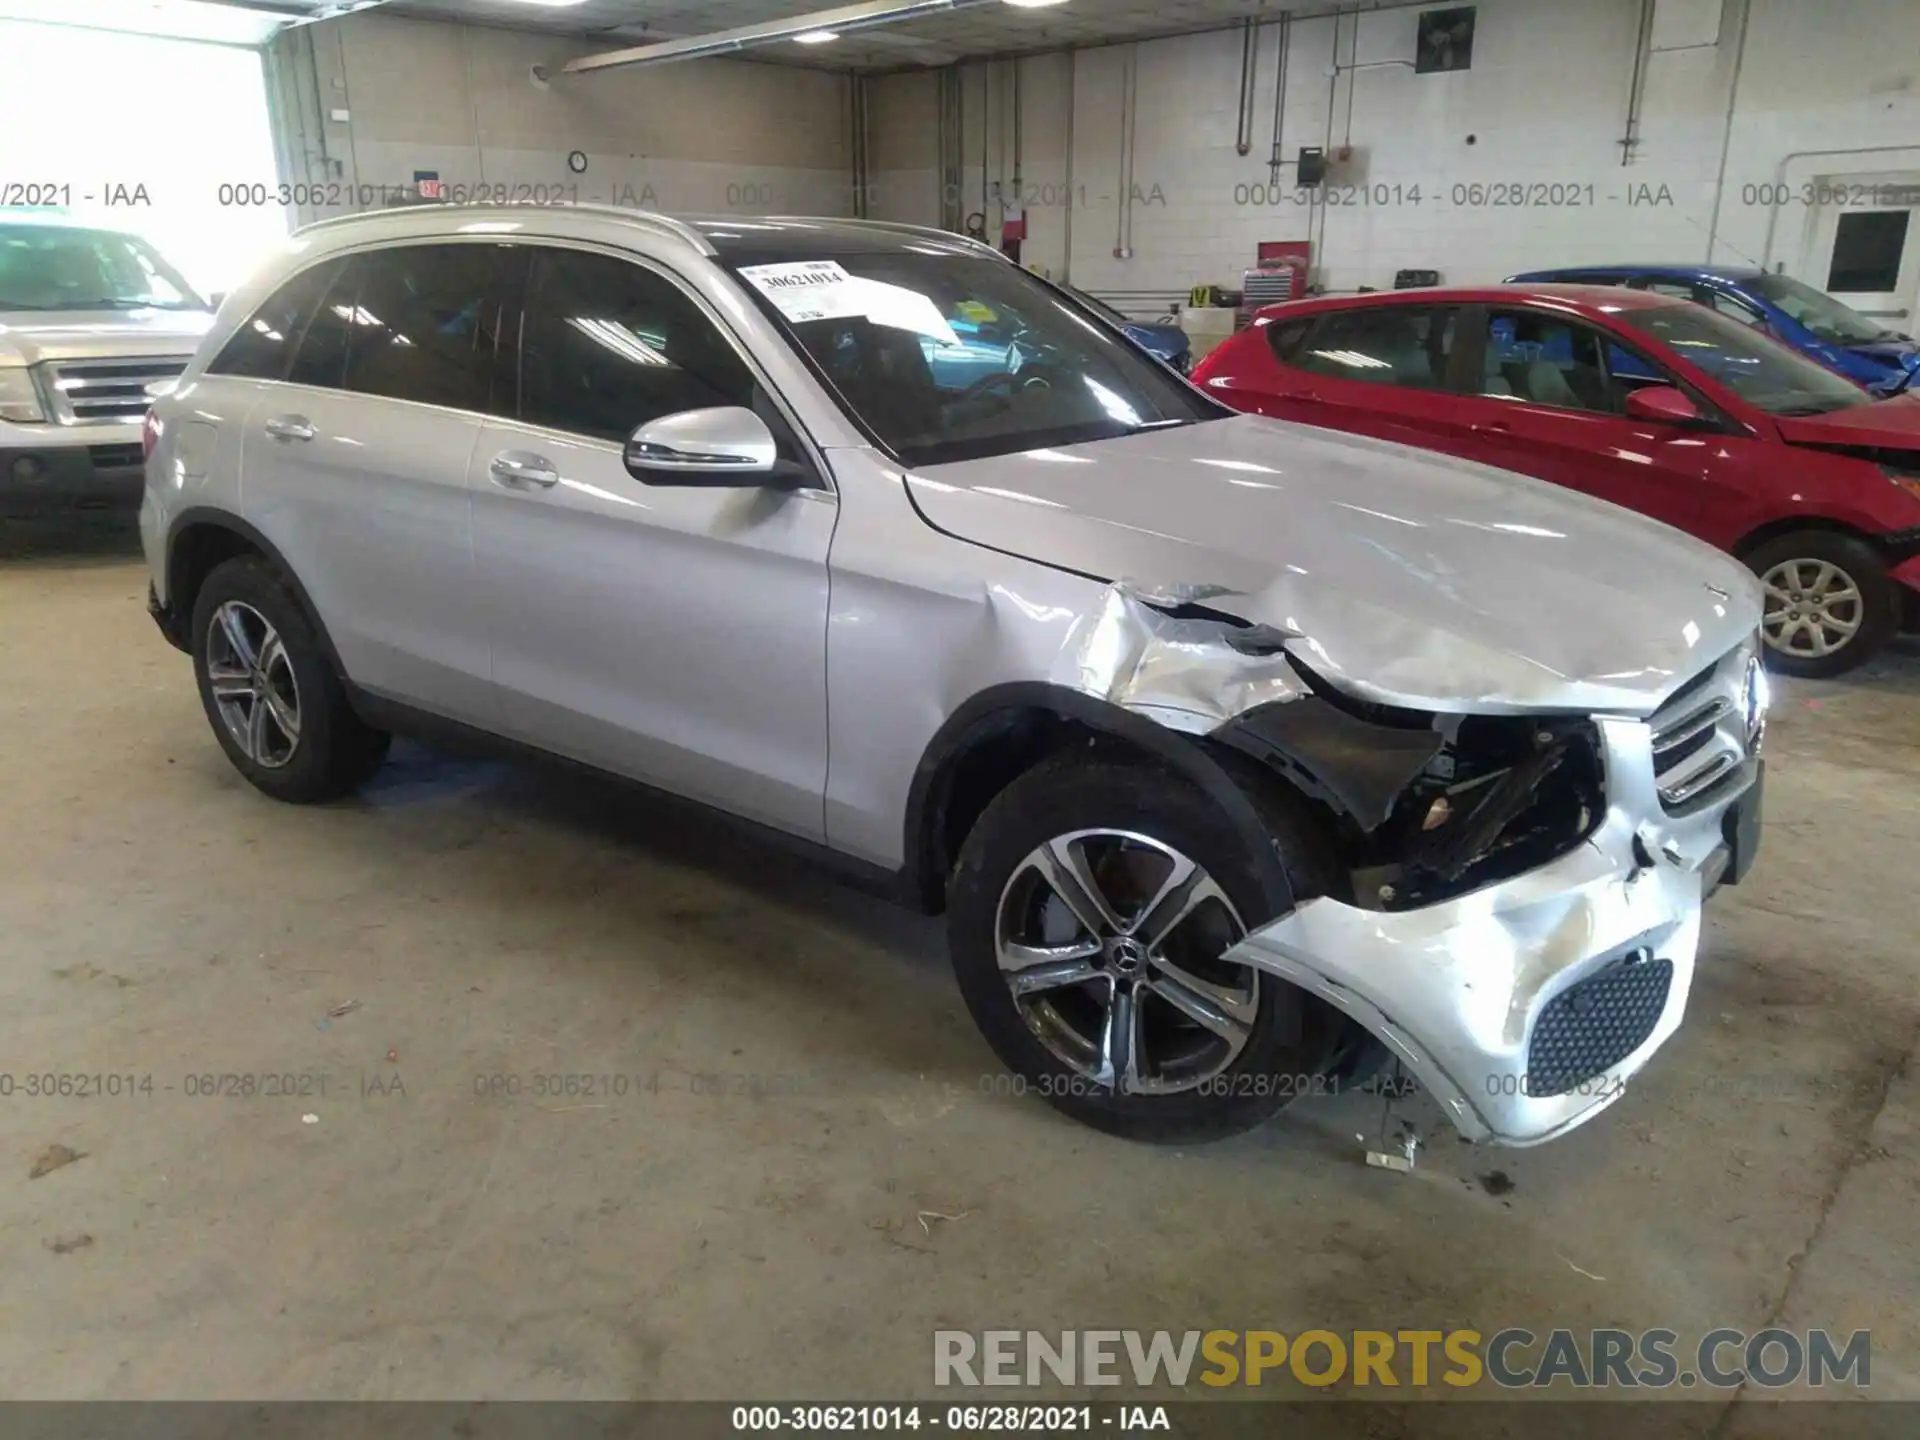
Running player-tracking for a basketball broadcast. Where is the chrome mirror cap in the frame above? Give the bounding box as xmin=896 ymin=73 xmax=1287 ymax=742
xmin=623 ymin=406 xmax=778 ymax=481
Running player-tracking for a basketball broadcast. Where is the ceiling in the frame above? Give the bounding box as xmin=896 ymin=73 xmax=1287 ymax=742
xmin=0 ymin=0 xmax=1369 ymax=67
xmin=371 ymin=0 xmax=1333 ymax=70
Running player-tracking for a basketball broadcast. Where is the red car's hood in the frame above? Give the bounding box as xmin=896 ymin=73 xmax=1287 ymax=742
xmin=1772 ymin=396 xmax=1920 ymax=451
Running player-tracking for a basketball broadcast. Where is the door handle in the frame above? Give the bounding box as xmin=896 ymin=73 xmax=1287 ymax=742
xmin=488 ymin=451 xmax=560 ymax=490
xmin=263 ymin=414 xmax=315 ymax=443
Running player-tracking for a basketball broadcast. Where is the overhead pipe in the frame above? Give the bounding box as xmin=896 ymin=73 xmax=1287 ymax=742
xmin=1619 ymin=0 xmax=1655 ymax=166
xmin=1234 ymin=18 xmax=1258 ymax=157
xmin=565 ymin=0 xmax=1000 ymax=74
xmin=1268 ymin=14 xmax=1291 ymax=186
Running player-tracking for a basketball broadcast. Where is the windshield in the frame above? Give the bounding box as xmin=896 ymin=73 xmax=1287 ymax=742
xmin=1749 ymin=273 xmax=1890 ymax=345
xmin=728 ymin=249 xmax=1219 ymax=466
xmin=0 ymin=224 xmax=206 ymax=312
xmin=1619 ymin=302 xmax=1872 ymax=416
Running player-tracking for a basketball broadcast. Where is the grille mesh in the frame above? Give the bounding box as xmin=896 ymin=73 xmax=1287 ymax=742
xmin=1526 ymin=957 xmax=1674 ymax=1096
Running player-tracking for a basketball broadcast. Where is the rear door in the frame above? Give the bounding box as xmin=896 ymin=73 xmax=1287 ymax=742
xmin=237 ymin=242 xmax=513 ymax=725
xmin=1224 ymin=302 xmax=1479 ymax=452
xmin=1449 ymin=304 xmax=1765 ymax=540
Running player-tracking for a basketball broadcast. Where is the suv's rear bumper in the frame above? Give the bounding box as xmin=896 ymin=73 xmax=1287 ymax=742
xmin=1 ymin=437 xmax=145 ymax=516
xmin=1226 ymin=718 xmax=1762 ymax=1146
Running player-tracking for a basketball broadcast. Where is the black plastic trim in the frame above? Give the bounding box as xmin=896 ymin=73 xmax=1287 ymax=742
xmin=161 ymin=508 xmax=350 ymax=679
xmin=1213 ymin=697 xmax=1444 ymax=833
xmin=903 ymin=682 xmax=1299 ymax=917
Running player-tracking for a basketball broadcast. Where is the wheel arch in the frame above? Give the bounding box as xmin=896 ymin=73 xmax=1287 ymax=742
xmin=163 ymin=509 xmax=348 ymax=679
xmin=1731 ymin=514 xmax=1883 ymax=561
xmin=902 ymin=683 xmax=1299 ymax=919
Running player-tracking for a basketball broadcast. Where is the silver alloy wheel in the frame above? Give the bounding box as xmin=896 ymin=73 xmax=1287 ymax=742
xmin=205 ymin=600 xmax=302 ymax=769
xmin=994 ymin=829 xmax=1257 ymax=1096
xmin=1760 ymin=558 xmax=1862 ymax=660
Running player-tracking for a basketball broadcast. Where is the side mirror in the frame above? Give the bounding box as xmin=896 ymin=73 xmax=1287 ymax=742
xmin=1624 ymin=385 xmax=1704 ymax=426
xmin=623 ymin=406 xmax=781 ymax=487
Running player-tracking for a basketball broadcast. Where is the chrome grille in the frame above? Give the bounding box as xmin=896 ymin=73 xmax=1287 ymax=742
xmin=38 ymin=357 xmax=189 ymax=424
xmin=1648 ymin=647 xmax=1754 ymax=813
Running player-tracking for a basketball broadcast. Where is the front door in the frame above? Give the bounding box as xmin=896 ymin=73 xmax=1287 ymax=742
xmin=1449 ymin=305 xmax=1764 ymax=545
xmin=470 ymin=244 xmax=835 ymax=842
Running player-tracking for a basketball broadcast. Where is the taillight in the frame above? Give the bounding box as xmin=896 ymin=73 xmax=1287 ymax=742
xmin=141 ymin=408 xmax=161 ymax=460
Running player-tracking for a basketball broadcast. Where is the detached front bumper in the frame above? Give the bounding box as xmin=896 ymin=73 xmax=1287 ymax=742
xmin=1226 ymin=717 xmax=1762 ymax=1146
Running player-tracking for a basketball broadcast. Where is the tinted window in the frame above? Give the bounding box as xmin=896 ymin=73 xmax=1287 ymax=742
xmin=1265 ymin=317 xmax=1313 ymax=362
xmin=286 ymin=258 xmax=358 ymax=390
xmin=727 ymin=247 xmax=1219 ymax=467
xmin=208 ymin=260 xmax=345 ymax=381
xmin=1480 ymin=310 xmax=1620 ymax=412
xmin=1748 ymin=272 xmax=1887 ymax=344
xmin=1707 ymin=290 xmax=1767 ymax=328
xmin=1293 ymin=306 xmax=1458 ymax=389
xmin=341 ymin=244 xmax=516 ymax=413
xmin=520 ymin=248 xmax=757 ymax=443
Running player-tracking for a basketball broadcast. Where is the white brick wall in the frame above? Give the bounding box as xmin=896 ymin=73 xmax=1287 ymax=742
xmin=288 ymin=12 xmax=857 ymax=223
xmin=875 ymin=0 xmax=1920 ymax=308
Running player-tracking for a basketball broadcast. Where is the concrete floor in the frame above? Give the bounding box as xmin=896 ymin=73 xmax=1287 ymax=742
xmin=3 ymin=513 xmax=1917 ymax=1422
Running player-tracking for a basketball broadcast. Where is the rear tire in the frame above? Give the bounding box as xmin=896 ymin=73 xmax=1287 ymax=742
xmin=948 ymin=753 xmax=1343 ymax=1143
xmin=190 ymin=555 xmax=390 ymax=803
xmin=1745 ymin=531 xmax=1897 ymax=678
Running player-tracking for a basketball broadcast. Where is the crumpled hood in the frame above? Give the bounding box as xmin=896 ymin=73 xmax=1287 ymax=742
xmin=1772 ymin=394 xmax=1920 ymax=449
xmin=0 ymin=309 xmax=212 ymax=366
xmin=907 ymin=414 xmax=1761 ymax=717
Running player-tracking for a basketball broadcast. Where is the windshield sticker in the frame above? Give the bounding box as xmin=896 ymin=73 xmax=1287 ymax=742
xmin=739 ymin=261 xmax=958 ymax=345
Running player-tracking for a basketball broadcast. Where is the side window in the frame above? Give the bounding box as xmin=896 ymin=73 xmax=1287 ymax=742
xmin=286 ymin=256 xmax=360 ymax=390
xmin=206 ymin=260 xmax=344 ymax=381
xmin=1264 ymin=317 xmax=1314 ymax=363
xmin=1293 ymin=306 xmax=1458 ymax=389
xmin=1480 ymin=309 xmax=1626 ymax=412
xmin=1636 ymin=279 xmax=1698 ymax=301
xmin=520 ymin=248 xmax=758 ymax=444
xmin=340 ymin=244 xmax=516 ymax=413
xmin=1707 ymin=290 xmax=1768 ymax=329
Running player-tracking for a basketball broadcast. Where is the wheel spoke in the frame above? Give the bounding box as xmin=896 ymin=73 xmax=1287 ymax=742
xmin=216 ymin=604 xmax=258 ymax=669
xmin=1145 ymin=972 xmax=1254 ymax=1045
xmin=999 ymin=927 xmax=1100 ymax=969
xmin=1134 ymin=866 xmax=1229 ymax=951
xmin=1031 ymin=837 xmax=1125 ymax=937
xmin=245 ymin=694 xmax=272 ymax=761
xmin=208 ymin=670 xmax=256 ymax=702
xmin=260 ymin=682 xmax=301 ymax=746
xmin=1148 ymin=952 xmax=1258 ymax=1033
xmin=1096 ymin=980 xmax=1142 ymax=1094
xmin=1006 ymin=955 xmax=1104 ymax=997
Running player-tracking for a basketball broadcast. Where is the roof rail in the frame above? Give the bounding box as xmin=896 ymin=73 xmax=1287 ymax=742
xmin=765 ymin=216 xmax=1009 ymax=262
xmin=291 ymin=202 xmax=717 ymax=257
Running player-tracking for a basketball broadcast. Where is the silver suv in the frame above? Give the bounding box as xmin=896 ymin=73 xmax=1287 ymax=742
xmin=1 ymin=216 xmax=211 ymax=516
xmin=142 ymin=206 xmax=1768 ymax=1146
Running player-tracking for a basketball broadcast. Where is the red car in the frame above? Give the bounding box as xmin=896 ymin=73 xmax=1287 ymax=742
xmin=1193 ymin=284 xmax=1920 ymax=676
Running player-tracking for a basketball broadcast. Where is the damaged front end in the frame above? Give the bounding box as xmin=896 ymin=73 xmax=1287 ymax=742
xmin=1054 ymin=582 xmax=1764 ymax=1147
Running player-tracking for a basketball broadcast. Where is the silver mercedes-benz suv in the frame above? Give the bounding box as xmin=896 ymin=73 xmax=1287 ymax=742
xmin=142 ymin=205 xmax=1768 ymax=1146
xmin=1 ymin=215 xmax=211 ymax=516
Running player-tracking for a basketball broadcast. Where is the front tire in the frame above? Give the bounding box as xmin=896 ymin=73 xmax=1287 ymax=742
xmin=1746 ymin=531 xmax=1897 ymax=678
xmin=190 ymin=555 xmax=390 ymax=802
xmin=949 ymin=753 xmax=1342 ymax=1143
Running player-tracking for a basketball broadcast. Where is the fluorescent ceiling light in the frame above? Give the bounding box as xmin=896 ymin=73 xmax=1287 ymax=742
xmin=498 ymin=0 xmax=590 ymax=7
xmin=1003 ymin=0 xmax=1070 ymax=8
xmin=793 ymin=28 xmax=839 ymax=42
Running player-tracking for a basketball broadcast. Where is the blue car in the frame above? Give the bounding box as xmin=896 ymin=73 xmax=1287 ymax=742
xmin=1506 ymin=263 xmax=1919 ymax=394
xmin=1069 ymin=287 xmax=1193 ymax=374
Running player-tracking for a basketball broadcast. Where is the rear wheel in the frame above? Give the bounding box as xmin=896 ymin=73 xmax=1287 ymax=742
xmin=948 ymin=754 xmax=1342 ymax=1143
xmin=190 ymin=555 xmax=390 ymax=802
xmin=1746 ymin=531 xmax=1897 ymax=678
